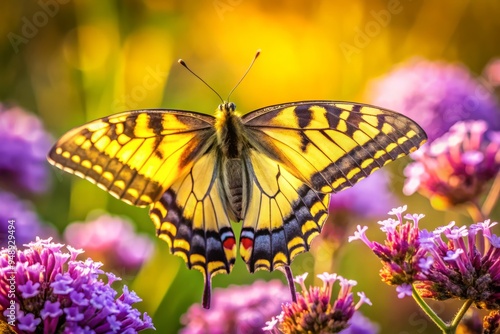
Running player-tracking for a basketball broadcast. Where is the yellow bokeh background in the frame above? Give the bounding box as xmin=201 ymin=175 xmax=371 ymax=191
xmin=1 ymin=1 xmax=499 ymax=333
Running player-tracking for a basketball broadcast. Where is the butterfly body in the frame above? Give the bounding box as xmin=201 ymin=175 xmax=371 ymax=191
xmin=48 ymin=100 xmax=427 ymax=308
xmin=214 ymin=102 xmax=248 ymax=221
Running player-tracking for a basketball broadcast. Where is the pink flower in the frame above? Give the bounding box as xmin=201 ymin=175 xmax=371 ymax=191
xmin=64 ymin=213 xmax=154 ymax=273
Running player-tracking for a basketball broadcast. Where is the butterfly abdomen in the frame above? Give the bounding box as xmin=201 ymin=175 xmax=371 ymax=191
xmin=222 ymin=158 xmax=245 ymax=221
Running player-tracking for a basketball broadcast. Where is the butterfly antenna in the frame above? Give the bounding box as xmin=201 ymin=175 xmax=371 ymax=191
xmin=178 ymin=59 xmax=224 ymax=103
xmin=227 ymin=49 xmax=261 ymax=101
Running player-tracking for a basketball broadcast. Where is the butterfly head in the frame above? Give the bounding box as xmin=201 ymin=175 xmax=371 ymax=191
xmin=215 ymin=102 xmax=239 ymax=126
xmin=218 ymin=102 xmax=236 ymax=114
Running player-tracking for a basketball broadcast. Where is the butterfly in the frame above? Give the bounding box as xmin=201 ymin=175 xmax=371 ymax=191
xmin=47 ymin=58 xmax=427 ymax=309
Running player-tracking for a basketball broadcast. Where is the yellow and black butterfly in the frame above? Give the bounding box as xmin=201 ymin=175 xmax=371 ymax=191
xmin=48 ymin=55 xmax=427 ymax=308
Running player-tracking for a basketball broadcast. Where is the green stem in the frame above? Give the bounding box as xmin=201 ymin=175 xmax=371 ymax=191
xmin=449 ymin=299 xmax=473 ymax=331
xmin=411 ymin=285 xmax=448 ymax=332
xmin=411 ymin=285 xmax=473 ymax=334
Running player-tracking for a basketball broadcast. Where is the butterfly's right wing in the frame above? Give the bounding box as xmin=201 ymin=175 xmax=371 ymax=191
xmin=48 ymin=110 xmax=215 ymax=207
xmin=242 ymin=101 xmax=427 ymax=193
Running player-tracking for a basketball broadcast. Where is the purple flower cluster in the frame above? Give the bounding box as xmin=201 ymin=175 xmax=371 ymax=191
xmin=403 ymin=120 xmax=500 ymax=209
xmin=350 ymin=206 xmax=500 ymax=311
xmin=181 ymin=280 xmax=289 ymax=334
xmin=0 ymin=105 xmax=52 ymax=195
xmin=366 ymin=58 xmax=500 ymax=142
xmin=0 ymin=191 xmax=57 ymax=248
xmin=416 ymin=219 xmax=500 ymax=310
xmin=0 ymin=238 xmax=154 ymax=333
xmin=264 ymin=273 xmax=374 ymax=334
xmin=64 ymin=213 xmax=154 ymax=273
xmin=349 ymin=206 xmax=428 ymax=286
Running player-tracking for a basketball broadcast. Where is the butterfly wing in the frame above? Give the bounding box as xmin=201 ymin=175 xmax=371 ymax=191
xmin=149 ymin=149 xmax=236 ymax=308
xmin=239 ymin=101 xmax=427 ymax=271
xmin=243 ymin=101 xmax=427 ymax=193
xmin=48 ymin=110 xmax=215 ymax=206
xmin=239 ymin=149 xmax=329 ymax=272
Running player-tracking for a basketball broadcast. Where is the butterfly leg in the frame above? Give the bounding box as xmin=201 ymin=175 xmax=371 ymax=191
xmin=280 ymin=265 xmax=297 ymax=302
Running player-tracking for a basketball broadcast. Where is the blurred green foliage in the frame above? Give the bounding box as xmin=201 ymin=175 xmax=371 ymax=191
xmin=1 ymin=1 xmax=499 ymax=333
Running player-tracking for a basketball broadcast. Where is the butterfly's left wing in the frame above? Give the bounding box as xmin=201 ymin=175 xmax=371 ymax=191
xmin=48 ymin=110 xmax=215 ymax=206
xmin=149 ymin=149 xmax=237 ymax=308
xmin=239 ymin=101 xmax=427 ymax=272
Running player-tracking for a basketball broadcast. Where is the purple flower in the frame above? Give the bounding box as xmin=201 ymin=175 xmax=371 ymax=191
xmin=396 ymin=284 xmax=412 ymax=299
xmin=0 ymin=105 xmax=52 ymax=194
xmin=63 ymin=213 xmax=154 ymax=273
xmin=0 ymin=191 xmax=58 ymax=248
xmin=181 ymin=280 xmax=289 ymax=334
xmin=40 ymin=301 xmax=63 ymax=319
xmin=349 ymin=206 xmax=428 ymax=285
xmin=265 ymin=272 xmax=373 ymax=334
xmin=416 ymin=220 xmax=500 ymax=310
xmin=403 ymin=120 xmax=500 ymax=209
xmin=17 ymin=313 xmax=41 ymax=332
xmin=0 ymin=238 xmax=155 ymax=333
xmin=366 ymin=58 xmax=500 ymax=142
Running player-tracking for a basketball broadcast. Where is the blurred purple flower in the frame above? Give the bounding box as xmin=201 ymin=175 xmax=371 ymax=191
xmin=403 ymin=120 xmax=500 ymax=209
xmin=181 ymin=280 xmax=290 ymax=334
xmin=0 ymin=191 xmax=57 ymax=247
xmin=0 ymin=105 xmax=52 ymax=194
xmin=340 ymin=312 xmax=379 ymax=334
xmin=314 ymin=170 xmax=399 ymax=260
xmin=484 ymin=58 xmax=500 ymax=88
xmin=64 ymin=213 xmax=154 ymax=274
xmin=0 ymin=238 xmax=154 ymax=333
xmin=265 ymin=272 xmax=373 ymax=334
xmin=456 ymin=310 xmax=486 ymax=334
xmin=329 ymin=169 xmax=398 ymax=218
xmin=366 ymin=58 xmax=500 ymax=142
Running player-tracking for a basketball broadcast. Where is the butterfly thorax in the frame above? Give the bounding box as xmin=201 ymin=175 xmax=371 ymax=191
xmin=214 ymin=102 xmax=246 ymax=159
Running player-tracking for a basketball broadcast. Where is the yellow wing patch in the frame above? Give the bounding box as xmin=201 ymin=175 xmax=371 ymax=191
xmin=48 ymin=110 xmax=215 ymax=206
